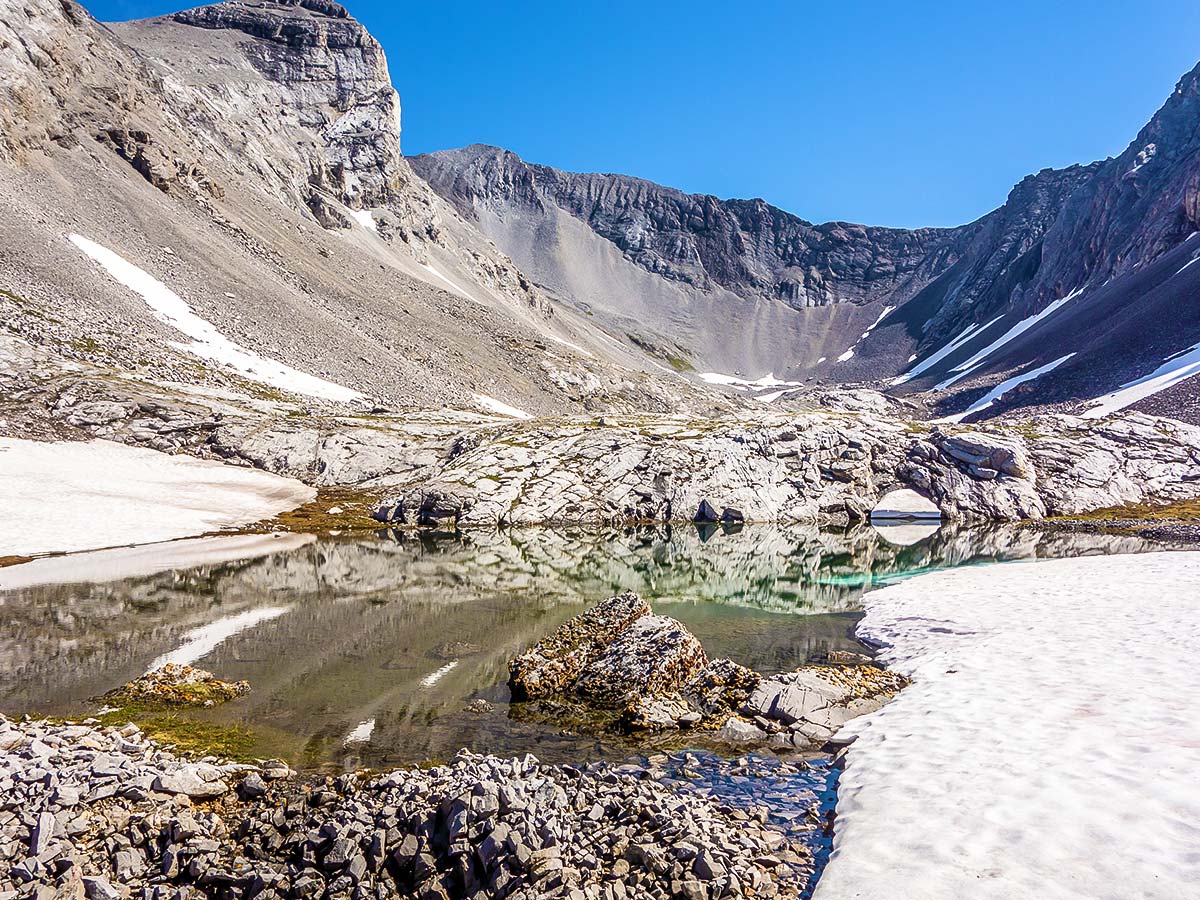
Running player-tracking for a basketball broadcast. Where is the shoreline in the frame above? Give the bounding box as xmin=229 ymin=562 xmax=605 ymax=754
xmin=0 ymin=437 xmax=314 ymax=559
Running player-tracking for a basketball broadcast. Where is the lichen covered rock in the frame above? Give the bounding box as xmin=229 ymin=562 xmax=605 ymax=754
xmin=104 ymin=664 xmax=250 ymax=708
xmin=574 ymin=614 xmax=709 ymax=708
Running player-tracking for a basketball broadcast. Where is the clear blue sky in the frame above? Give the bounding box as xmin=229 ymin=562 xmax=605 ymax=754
xmin=89 ymin=0 xmax=1200 ymax=228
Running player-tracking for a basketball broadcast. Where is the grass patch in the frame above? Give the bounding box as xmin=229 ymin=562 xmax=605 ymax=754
xmin=665 ymin=354 xmax=694 ymax=373
xmin=1045 ymin=498 xmax=1200 ymax=523
xmin=254 ymin=486 xmax=390 ymax=534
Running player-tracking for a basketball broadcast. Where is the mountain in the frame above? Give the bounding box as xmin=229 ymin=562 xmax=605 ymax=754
xmin=0 ymin=0 xmax=695 ymax=421
xmin=2 ymin=0 xmax=1198 ymax=430
xmin=412 ymin=64 xmax=1200 ymax=422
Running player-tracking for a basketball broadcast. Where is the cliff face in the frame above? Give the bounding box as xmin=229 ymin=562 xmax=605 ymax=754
xmin=414 ymin=145 xmax=953 ymax=310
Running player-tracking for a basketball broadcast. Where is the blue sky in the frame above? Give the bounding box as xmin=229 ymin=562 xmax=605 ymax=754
xmin=90 ymin=0 xmax=1200 ymax=227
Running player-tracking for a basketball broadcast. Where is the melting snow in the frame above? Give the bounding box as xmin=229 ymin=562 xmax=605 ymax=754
xmin=1083 ymin=340 xmax=1200 ymax=418
xmin=814 ymin=553 xmax=1200 ymax=900
xmin=419 ymin=261 xmax=486 ymax=306
xmin=835 ymin=349 xmax=855 ymax=363
xmin=0 ymin=438 xmax=314 ymax=557
xmin=938 ymin=354 xmax=1075 ymax=423
xmin=343 ymin=719 xmax=376 ymax=745
xmin=890 ymin=317 xmax=1003 ymax=386
xmin=473 ymin=394 xmax=533 ymax=419
xmin=698 ymin=372 xmax=802 ymax=388
xmin=69 ymin=235 xmax=364 ymax=403
xmin=149 ymin=606 xmax=290 ymax=670
xmin=347 ymin=208 xmax=377 ymax=231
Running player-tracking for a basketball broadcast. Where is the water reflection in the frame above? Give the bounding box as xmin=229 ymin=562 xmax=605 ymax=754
xmin=0 ymin=523 xmax=1164 ymax=769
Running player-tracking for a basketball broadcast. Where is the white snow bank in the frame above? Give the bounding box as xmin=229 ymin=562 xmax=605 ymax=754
xmin=835 ymin=348 xmax=855 ymax=363
xmin=1083 ymin=340 xmax=1200 ymax=418
xmin=150 ymin=605 xmax=291 ymax=670
xmin=473 ymin=394 xmax=533 ymax=419
xmin=69 ymin=234 xmax=363 ymax=403
xmin=837 ymin=305 xmax=895 ymax=364
xmin=938 ymin=353 xmax=1075 ymax=423
xmin=869 ymin=488 xmax=941 ymax=521
xmin=0 ymin=438 xmax=314 ymax=556
xmin=891 ymin=316 xmax=1002 ymax=386
xmin=0 ymin=533 xmax=314 ymax=591
xmin=815 ymin=553 xmax=1200 ymax=900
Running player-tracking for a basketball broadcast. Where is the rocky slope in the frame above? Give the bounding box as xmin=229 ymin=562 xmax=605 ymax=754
xmin=413 ymin=62 xmax=1200 ymax=422
xmin=0 ymin=0 xmax=701 ymax=424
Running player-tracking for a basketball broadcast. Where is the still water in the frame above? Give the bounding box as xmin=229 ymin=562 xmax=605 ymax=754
xmin=0 ymin=522 xmax=1160 ymax=770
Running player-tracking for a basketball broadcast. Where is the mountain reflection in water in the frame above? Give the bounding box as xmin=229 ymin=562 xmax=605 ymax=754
xmin=0 ymin=523 xmax=1162 ymax=769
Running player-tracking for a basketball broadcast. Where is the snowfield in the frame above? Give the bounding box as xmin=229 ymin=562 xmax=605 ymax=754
xmin=815 ymin=552 xmax=1200 ymax=900
xmin=1084 ymin=340 xmax=1200 ymax=418
xmin=69 ymin=234 xmax=364 ymax=403
xmin=0 ymin=438 xmax=314 ymax=556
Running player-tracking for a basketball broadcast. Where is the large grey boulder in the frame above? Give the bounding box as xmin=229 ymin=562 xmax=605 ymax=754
xmin=507 ymin=592 xmax=649 ymax=700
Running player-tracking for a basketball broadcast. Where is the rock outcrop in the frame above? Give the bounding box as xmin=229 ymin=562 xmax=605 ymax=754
xmin=378 ymin=410 xmax=1200 ymax=527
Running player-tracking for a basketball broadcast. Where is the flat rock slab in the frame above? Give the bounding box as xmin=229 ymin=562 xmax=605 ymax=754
xmin=744 ymin=665 xmax=910 ymax=741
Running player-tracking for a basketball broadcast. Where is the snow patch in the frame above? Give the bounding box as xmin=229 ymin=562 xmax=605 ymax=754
xmin=69 ymin=235 xmax=363 ymax=403
xmin=938 ymin=354 xmax=1075 ymax=423
xmin=697 ymin=372 xmax=802 ymax=388
xmin=473 ymin=394 xmax=533 ymax=419
xmin=1083 ymin=340 xmax=1200 ymax=418
xmin=815 ymin=553 xmax=1200 ymax=900
xmin=0 ymin=438 xmax=314 ymax=557
xmin=938 ymin=288 xmax=1085 ymax=388
xmin=420 ymin=261 xmax=485 ymax=306
xmin=347 ymin=208 xmax=377 ymax=231
xmin=835 ymin=349 xmax=855 ymax=363
xmin=891 ymin=317 xmax=1003 ymax=386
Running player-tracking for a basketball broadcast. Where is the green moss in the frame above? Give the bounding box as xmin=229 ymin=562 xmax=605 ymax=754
xmin=665 ymin=354 xmax=694 ymax=373
xmin=97 ymin=705 xmax=258 ymax=761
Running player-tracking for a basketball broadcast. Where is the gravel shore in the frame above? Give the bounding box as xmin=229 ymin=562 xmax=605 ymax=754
xmin=0 ymin=715 xmax=819 ymax=900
